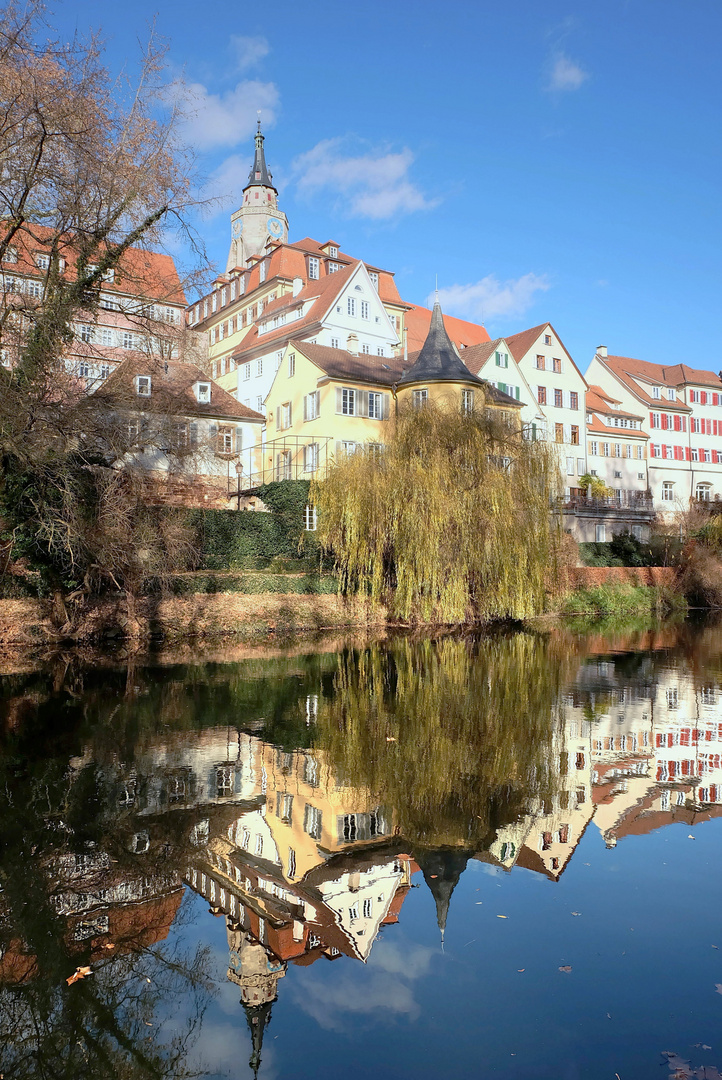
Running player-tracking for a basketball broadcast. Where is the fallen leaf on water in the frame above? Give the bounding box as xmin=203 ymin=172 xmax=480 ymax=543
xmin=145 ymin=1022 xmax=153 ymax=1027
xmin=66 ymin=966 xmax=92 ymax=985
xmin=517 ymin=968 xmax=525 ymax=973
xmin=558 ymin=965 xmax=572 ymax=973
xmin=713 ymin=945 xmax=719 ymax=949
xmin=430 ymin=874 xmax=438 ymax=879
xmin=571 ymin=911 xmax=582 ymax=916
xmin=689 ymin=835 xmax=696 ymax=840
xmin=475 ymin=901 xmax=483 ymax=905
xmin=607 ymin=1013 xmax=612 ymax=1019
xmin=146 ymin=978 xmax=151 ymax=983
xmin=385 ymin=736 xmax=396 ymax=742
xmin=497 ymin=915 xmax=508 ymax=919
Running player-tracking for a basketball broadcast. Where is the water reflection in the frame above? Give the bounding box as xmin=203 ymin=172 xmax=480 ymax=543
xmin=0 ymin=625 xmax=722 ymax=1077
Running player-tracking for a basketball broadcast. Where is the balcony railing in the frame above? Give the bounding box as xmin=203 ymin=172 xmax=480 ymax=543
xmin=227 ymin=435 xmax=334 ymax=499
xmin=565 ymin=493 xmax=655 ymax=513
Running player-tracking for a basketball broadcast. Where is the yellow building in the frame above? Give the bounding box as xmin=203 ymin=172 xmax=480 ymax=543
xmin=257 ymin=300 xmax=524 ymax=485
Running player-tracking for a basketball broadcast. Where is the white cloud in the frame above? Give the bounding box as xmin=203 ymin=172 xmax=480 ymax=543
xmin=201 ymin=153 xmax=248 ymax=215
xmin=433 ymin=273 xmax=551 ymax=323
xmin=172 ymin=78 xmax=280 ymax=152
xmin=546 ymin=51 xmax=588 ymax=92
xmin=229 ymin=34 xmax=270 ymax=71
xmin=292 ymin=138 xmax=437 ymax=220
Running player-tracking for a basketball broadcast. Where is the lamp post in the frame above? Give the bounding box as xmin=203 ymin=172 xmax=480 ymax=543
xmin=235 ymin=461 xmax=243 ymax=510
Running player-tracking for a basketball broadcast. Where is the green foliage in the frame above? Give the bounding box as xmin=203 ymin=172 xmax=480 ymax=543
xmin=580 ymin=532 xmax=682 ymax=568
xmin=561 ymin=583 xmax=686 ymax=620
xmin=578 ymin=473 xmax=612 ymax=497
xmin=190 ymin=481 xmax=321 ymax=569
xmin=312 ymin=403 xmax=563 ymax=623
xmin=147 ymin=571 xmax=337 ymax=595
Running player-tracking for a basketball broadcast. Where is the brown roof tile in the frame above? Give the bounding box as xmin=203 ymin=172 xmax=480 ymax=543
xmin=98 ymin=358 xmax=264 ymax=421
xmin=404 ymin=304 xmax=490 ymax=351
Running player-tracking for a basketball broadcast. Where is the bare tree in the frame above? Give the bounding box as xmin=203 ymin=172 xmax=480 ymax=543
xmin=0 ymin=2 xmax=212 ymax=629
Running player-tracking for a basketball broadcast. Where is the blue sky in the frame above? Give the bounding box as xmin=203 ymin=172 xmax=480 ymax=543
xmin=53 ymin=0 xmax=722 ymax=374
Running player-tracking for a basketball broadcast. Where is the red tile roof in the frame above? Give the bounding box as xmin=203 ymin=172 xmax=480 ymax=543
xmin=2 ymin=221 xmax=186 ymax=304
xmin=404 ymin=304 xmax=490 ymax=351
xmin=586 ymin=384 xmax=644 ymax=419
xmin=606 ymin=354 xmax=722 ymax=391
xmin=457 ymin=339 xmax=505 ymax=375
xmin=601 ymin=356 xmax=692 ymax=411
xmin=586 ymin=414 xmax=649 ymax=439
xmin=293 ymin=340 xmax=408 ymax=386
xmin=99 ymin=358 xmax=264 ymax=421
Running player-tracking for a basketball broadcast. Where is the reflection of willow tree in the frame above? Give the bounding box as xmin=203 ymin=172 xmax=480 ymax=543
xmin=315 ymin=634 xmax=572 ymax=848
xmin=0 ymin=728 xmax=212 ymax=1079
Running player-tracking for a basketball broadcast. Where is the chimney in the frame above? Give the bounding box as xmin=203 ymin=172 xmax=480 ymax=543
xmin=292 ymin=277 xmax=303 ymax=297
xmin=346 ymin=332 xmax=359 ymax=356
xmin=597 ymin=345 xmax=608 ymax=358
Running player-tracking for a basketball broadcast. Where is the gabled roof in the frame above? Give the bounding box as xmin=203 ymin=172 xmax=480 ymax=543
xmin=586 ymin=385 xmax=644 ymax=419
xmin=404 ymin=303 xmax=490 ymax=352
xmin=600 ymin=356 xmax=692 ymax=412
xmin=1 ymin=221 xmax=186 ymax=304
xmin=398 ymin=302 xmax=485 ymax=388
xmin=292 ymin=340 xmax=408 ymax=387
xmin=98 ymin=359 xmax=264 ymax=421
xmin=458 ymin=338 xmax=505 ymax=376
xmin=586 ymin=414 xmax=649 ymax=439
xmin=505 ymin=321 xmax=589 ymax=388
xmin=605 ymin=354 xmax=722 ymax=392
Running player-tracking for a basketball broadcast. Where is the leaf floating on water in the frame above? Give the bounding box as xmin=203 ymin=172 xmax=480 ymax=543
xmin=558 ymin=965 xmax=572 ymax=973
xmin=689 ymin=835 xmax=696 ymax=840
xmin=496 ymin=915 xmax=508 ymax=919
xmin=571 ymin=911 xmax=582 ymax=916
xmin=385 ymin=736 xmax=397 ymax=742
xmin=475 ymin=901 xmax=483 ymax=905
xmin=517 ymin=968 xmax=525 ymax=973
xmin=66 ymin=966 xmax=92 ymax=985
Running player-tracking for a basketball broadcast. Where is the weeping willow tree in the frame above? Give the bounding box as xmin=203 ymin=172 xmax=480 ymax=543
xmin=312 ymin=402 xmax=564 ymax=623
xmin=313 ymin=633 xmax=573 ymax=848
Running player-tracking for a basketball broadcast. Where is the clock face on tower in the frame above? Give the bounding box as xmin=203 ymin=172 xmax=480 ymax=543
xmin=232 ymin=219 xmax=243 ymax=239
xmin=267 ymin=217 xmax=283 ymax=238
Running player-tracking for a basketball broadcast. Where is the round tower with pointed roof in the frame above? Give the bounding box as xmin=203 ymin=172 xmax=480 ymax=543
xmin=396 ymin=298 xmax=486 ymax=413
xmin=227 ymin=121 xmax=289 ymax=272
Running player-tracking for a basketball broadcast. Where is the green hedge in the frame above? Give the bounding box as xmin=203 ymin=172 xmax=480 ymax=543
xmin=188 ymin=481 xmax=323 ymax=569
xmin=149 ymin=571 xmax=338 ymax=596
xmin=579 ymin=533 xmax=683 ymax=568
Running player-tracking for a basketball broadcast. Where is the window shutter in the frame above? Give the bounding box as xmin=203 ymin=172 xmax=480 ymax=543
xmin=190 ymin=422 xmax=198 ymax=448
xmin=673 ymin=415 xmax=680 ymax=431
xmin=209 ymin=423 xmax=218 ymax=443
xmin=315 ymin=390 xmax=320 ymax=417
xmin=382 ymin=393 xmax=390 ymax=419
xmin=686 ymin=447 xmax=691 ymax=460
xmin=336 ymin=387 xmax=343 ymax=414
xmin=235 ymin=426 xmax=243 ymax=452
xmin=335 ymin=440 xmax=343 ymax=458
xmin=276 ymin=406 xmax=281 ymax=429
xmin=661 ymin=413 xmax=668 ymax=430
xmin=563 ymin=424 xmax=571 ymax=443
xmin=303 ymin=394 xmax=308 ymax=421
xmin=359 ymin=390 xmax=369 ymax=418
xmin=288 ymin=402 xmax=292 ymax=426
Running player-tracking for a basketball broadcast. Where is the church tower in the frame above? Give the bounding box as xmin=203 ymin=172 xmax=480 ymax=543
xmin=227 ymin=121 xmax=289 ymax=272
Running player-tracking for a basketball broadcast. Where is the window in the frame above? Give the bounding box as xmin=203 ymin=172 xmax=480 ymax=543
xmin=136 ymin=375 xmax=151 ymax=396
xmin=256 ymin=358 xmax=263 ymax=377
xmin=79 ymin=324 xmax=93 ymax=343
xmin=566 ymin=457 xmax=574 ymax=475
xmin=341 ymin=388 xmax=356 ymax=415
xmin=259 ymin=261 xmax=266 ymax=283
xmin=631 ymin=525 xmax=643 ymax=541
xmin=361 ymin=300 xmax=369 ymax=319
xmin=279 ymin=402 xmax=292 ymax=429
xmin=77 ymin=360 xmax=90 ymax=378
xmin=211 ymin=293 xmax=218 ymax=313
xmin=2 ymin=246 xmax=17 ymax=263
xmin=653 ymin=386 xmax=661 ymax=399
xmin=34 ymin=253 xmax=50 ymax=270
xmin=662 ymin=481 xmax=674 ymax=502
xmin=361 ymin=343 xmax=370 ymax=354
xmin=377 ymin=346 xmax=385 ymax=356
xmin=589 ymin=441 xmax=598 ymax=455
xmin=304 ymin=504 xmax=317 ymax=529
xmin=217 ymin=426 xmax=233 ymax=454
xmin=495 ymin=351 xmax=509 ymax=368
xmin=555 ymin=423 xmax=564 ymax=443
xmin=536 ymin=355 xmax=545 ymax=370
xmin=304 ymin=445 xmax=319 ymax=474
xmin=331 ymin=337 xmax=339 ymax=348
xmin=696 ymin=484 xmax=712 ymax=501
xmin=614 ymin=470 xmax=622 ymax=479
xmin=570 ymin=391 xmax=579 ymax=410
xmin=197 ymin=382 xmax=211 ymax=403
xmin=369 ymin=271 xmax=379 ymax=290
xmin=667 ymin=388 xmax=675 ymax=400
xmin=412 ymin=389 xmax=428 ymax=409
xmin=304 ymin=390 xmax=320 ymax=420
xmin=308 ymin=257 xmax=319 ymax=280
xmin=596 ymin=524 xmax=606 ymax=542
xmin=257 ymin=396 xmax=263 ymax=411
xmin=602 ymin=442 xmax=610 ymax=456
xmin=571 ymin=426 xmax=579 ymax=445
xmin=288 ymin=849 xmax=296 ymax=877
xmin=577 ymin=458 xmax=585 ymax=475
xmin=100 ymin=328 xmax=113 ymax=347
xmin=614 ymin=443 xmax=621 ymax=457
xmin=553 ymin=357 xmax=562 ymax=373
xmin=122 ymin=331 xmax=136 ymax=350
xmin=461 ymin=389 xmax=474 ymax=416
xmin=304 ymin=804 xmax=322 ymax=840
xmin=288 ymin=352 xmax=295 ymax=377
xmin=691 ymin=448 xmax=699 ymax=462
xmin=554 ymin=388 xmax=563 ymax=407
xmin=368 ymin=391 xmax=383 ymax=419
xmin=243 ymin=362 xmax=251 ymax=381
xmin=347 ymin=297 xmax=356 ymax=316
xmin=174 ymin=423 xmax=189 ymax=449
xmin=544 ymin=334 xmax=552 ymax=345
xmin=276 ymin=450 xmax=292 ymax=480
xmin=538 ymin=386 xmax=547 ymax=405
xmin=100 ymin=364 xmax=109 ymax=380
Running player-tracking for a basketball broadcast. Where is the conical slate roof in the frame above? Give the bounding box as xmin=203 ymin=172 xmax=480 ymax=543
xmin=398 ymin=300 xmax=485 ymax=388
xmin=244 ymin=120 xmax=276 ymax=193
xmin=416 ymin=848 xmax=471 ymax=942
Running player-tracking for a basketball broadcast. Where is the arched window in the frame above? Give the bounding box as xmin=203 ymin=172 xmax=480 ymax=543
xmin=696 ymin=483 xmax=712 ymax=501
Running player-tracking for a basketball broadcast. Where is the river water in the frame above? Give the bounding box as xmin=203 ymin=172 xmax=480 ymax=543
xmin=1 ymin=622 xmax=722 ymax=1079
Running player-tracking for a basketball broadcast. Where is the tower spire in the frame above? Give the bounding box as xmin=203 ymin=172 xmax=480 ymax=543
xmin=244 ymin=117 xmax=276 ymax=193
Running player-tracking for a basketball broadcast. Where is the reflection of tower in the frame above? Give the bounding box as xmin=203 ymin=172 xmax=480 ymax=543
xmin=416 ymin=848 xmax=470 ymax=945
xmin=226 ymin=920 xmax=286 ymax=1077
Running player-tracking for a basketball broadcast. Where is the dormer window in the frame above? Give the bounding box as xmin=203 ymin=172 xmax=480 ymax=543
xmin=308 ymin=257 xmax=319 ymax=280
xmin=34 ymin=253 xmax=50 ymax=270
xmin=196 ymin=382 xmax=211 ymax=404
xmin=135 ymin=375 xmax=151 ymax=396
xmin=667 ymin=388 xmax=675 ymax=400
xmin=652 ymin=386 xmax=660 ymax=399
xmin=211 ymin=293 xmax=218 ymax=313
xmin=328 ymin=262 xmax=339 ymax=273
xmin=2 ymin=247 xmax=17 ymax=263
xmin=368 ymin=271 xmax=379 ymax=290
xmin=221 ymin=287 xmax=227 ymax=306
xmin=259 ymin=260 xmax=267 ymax=283
xmin=101 ymin=268 xmax=114 ymax=283
xmin=328 ymin=245 xmax=338 ymax=258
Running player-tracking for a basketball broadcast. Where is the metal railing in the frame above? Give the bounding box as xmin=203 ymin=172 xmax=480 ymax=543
xmin=565 ymin=493 xmax=655 ymax=513
xmin=227 ymin=435 xmax=334 ymax=500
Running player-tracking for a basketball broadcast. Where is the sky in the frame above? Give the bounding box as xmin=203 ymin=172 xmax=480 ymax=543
xmin=49 ymin=0 xmax=722 ymax=375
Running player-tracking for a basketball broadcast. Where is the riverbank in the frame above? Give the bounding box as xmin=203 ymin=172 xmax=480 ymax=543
xmin=0 ymin=565 xmax=688 ymax=645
